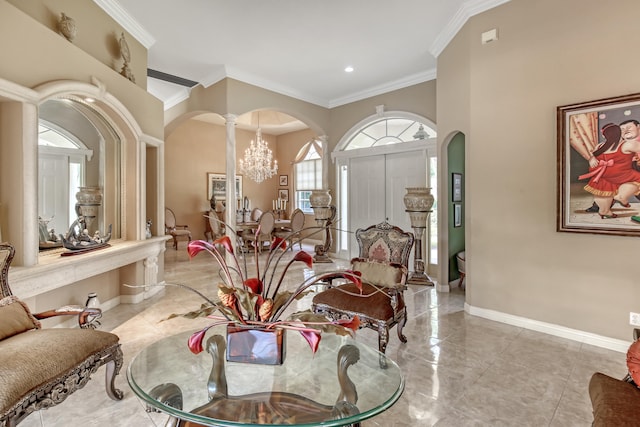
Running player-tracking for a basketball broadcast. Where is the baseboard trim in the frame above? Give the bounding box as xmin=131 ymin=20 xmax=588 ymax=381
xmin=465 ymin=303 xmax=630 ymax=353
xmin=120 ymin=281 xmax=166 ymax=304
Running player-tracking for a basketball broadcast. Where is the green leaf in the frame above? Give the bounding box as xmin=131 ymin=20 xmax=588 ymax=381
xmin=235 ymin=288 xmax=259 ymax=321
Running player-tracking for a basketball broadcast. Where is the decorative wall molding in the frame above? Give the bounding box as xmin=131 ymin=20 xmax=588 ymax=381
xmin=328 ymin=69 xmax=437 ymax=109
xmin=429 ymin=0 xmax=512 ymax=58
xmin=92 ymin=0 xmax=156 ymax=48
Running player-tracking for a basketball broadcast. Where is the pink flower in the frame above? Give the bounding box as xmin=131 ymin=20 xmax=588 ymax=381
xmin=187 ymin=240 xmax=212 ymax=258
xmin=299 ymin=329 xmax=322 ymax=354
xmin=188 ymin=326 xmax=211 ymax=354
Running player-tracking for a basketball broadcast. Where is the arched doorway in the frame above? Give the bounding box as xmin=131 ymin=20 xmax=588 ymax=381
xmin=332 ymin=110 xmax=438 ymax=277
xmin=447 ymin=132 xmax=466 ymax=290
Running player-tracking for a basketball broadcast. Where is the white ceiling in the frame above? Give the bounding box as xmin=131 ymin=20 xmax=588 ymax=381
xmin=96 ymin=0 xmax=509 ymax=111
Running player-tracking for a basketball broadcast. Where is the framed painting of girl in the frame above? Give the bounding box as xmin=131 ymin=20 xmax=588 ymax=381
xmin=557 ymin=93 xmax=640 ymax=236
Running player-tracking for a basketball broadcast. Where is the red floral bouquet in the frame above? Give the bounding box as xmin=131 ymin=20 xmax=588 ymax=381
xmin=173 ymin=228 xmax=361 ymax=355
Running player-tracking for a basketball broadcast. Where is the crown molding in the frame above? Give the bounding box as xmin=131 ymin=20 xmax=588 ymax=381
xmin=328 ymin=69 xmax=437 ymax=109
xmin=224 ymin=66 xmax=330 ymax=108
xmin=199 ymin=68 xmax=229 ymax=89
xmin=163 ymin=87 xmax=191 ymax=111
xmin=429 ymin=0 xmax=511 ymax=58
xmin=93 ymin=0 xmax=156 ymax=49
xmin=166 ymin=66 xmax=437 ymax=111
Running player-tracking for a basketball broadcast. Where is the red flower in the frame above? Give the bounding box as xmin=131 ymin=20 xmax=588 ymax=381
xmin=244 ymin=277 xmax=263 ymax=295
xmin=213 ymin=235 xmax=234 ymax=255
xmin=336 ymin=315 xmax=360 ymax=332
xmin=293 ymin=251 xmax=313 ymax=269
xmin=271 ymin=237 xmax=287 ymax=251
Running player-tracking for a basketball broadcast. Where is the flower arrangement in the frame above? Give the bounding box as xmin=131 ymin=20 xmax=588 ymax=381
xmin=175 ymin=224 xmax=362 ymax=356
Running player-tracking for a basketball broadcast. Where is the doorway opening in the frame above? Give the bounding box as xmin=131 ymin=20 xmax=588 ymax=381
xmin=332 ymin=111 xmax=438 ymax=276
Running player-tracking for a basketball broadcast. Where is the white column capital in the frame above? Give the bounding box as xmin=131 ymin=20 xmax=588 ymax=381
xmin=223 ymin=114 xmax=237 ymax=124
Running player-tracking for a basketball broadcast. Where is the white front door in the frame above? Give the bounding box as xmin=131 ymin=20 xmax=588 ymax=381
xmin=347 ymin=150 xmax=426 ymax=259
xmin=348 ymin=155 xmax=386 ymax=257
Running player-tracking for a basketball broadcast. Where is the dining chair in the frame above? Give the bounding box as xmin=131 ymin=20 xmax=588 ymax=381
xmin=204 ymin=210 xmax=224 ymax=242
xmin=274 ymin=208 xmax=305 ymax=250
xmin=244 ymin=211 xmax=275 ymax=252
xmin=165 ymin=207 xmax=192 ymax=250
xmin=250 ymin=208 xmax=263 ymax=222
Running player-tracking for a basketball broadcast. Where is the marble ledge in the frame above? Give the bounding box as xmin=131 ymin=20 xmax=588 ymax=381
xmin=9 ymin=237 xmax=170 ymax=299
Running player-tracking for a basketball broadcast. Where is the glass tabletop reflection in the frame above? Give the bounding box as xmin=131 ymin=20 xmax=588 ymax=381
xmin=127 ymin=327 xmax=404 ymax=427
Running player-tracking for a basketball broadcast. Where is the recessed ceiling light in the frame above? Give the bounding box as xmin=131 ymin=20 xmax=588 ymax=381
xmin=344 ymin=66 xmax=354 ymax=73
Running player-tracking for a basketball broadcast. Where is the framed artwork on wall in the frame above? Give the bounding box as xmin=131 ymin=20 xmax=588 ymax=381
xmin=279 ymin=175 xmax=288 ymax=186
xmin=207 ymin=173 xmax=242 ymax=202
xmin=452 ymin=173 xmax=462 ymax=202
xmin=454 ymin=203 xmax=462 ymax=228
xmin=278 ymin=189 xmax=289 ymax=201
xmin=557 ymin=92 xmax=640 ymax=236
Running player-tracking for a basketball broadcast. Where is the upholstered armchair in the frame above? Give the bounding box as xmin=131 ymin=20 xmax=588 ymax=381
xmin=0 ymin=244 xmax=123 ymax=426
xmin=312 ymin=221 xmax=414 ymax=365
xmin=165 ymin=207 xmax=192 ymax=250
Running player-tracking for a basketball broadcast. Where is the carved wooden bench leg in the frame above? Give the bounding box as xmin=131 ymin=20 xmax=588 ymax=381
xmin=105 ymin=346 xmax=124 ymax=401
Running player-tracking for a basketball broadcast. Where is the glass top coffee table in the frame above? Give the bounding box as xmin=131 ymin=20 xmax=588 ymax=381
xmin=127 ymin=327 xmax=404 ymax=427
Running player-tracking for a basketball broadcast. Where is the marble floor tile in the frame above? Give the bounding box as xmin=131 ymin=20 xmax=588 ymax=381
xmin=22 ymin=246 xmax=624 ymax=427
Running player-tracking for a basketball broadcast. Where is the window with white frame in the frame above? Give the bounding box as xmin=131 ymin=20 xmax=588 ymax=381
xmin=343 ymin=118 xmax=436 ymax=150
xmin=294 ymin=141 xmax=322 ymax=213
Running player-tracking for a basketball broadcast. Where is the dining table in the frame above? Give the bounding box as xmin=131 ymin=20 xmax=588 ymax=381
xmin=235 ymin=219 xmax=291 ymax=252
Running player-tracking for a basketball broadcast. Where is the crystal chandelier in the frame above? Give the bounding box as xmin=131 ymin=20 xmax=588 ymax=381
xmin=239 ymin=126 xmax=278 ymax=183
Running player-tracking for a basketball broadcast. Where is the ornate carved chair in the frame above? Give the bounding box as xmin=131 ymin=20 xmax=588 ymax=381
xmin=0 ymin=244 xmax=123 ymax=426
xmin=312 ymin=221 xmax=414 ymax=363
xmin=165 ymin=207 xmax=192 ymax=250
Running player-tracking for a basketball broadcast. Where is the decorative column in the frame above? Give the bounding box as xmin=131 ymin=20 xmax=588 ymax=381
xmin=223 ymin=114 xmax=237 ymax=256
xmin=403 ymin=187 xmax=435 ymax=285
xmin=310 ymin=189 xmax=335 ymax=263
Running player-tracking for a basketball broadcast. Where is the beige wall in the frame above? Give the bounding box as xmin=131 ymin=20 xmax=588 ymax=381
xmin=0 ymin=1 xmax=161 ymax=139
xmin=7 ymin=0 xmax=147 ymax=91
xmin=437 ymin=0 xmax=640 ymax=341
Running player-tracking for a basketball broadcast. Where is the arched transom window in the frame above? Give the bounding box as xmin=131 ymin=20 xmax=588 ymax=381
xmin=344 ymin=118 xmax=436 ymax=151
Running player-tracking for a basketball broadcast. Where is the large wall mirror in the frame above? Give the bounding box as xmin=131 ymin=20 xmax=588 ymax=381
xmin=38 ymin=98 xmax=121 ymax=250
